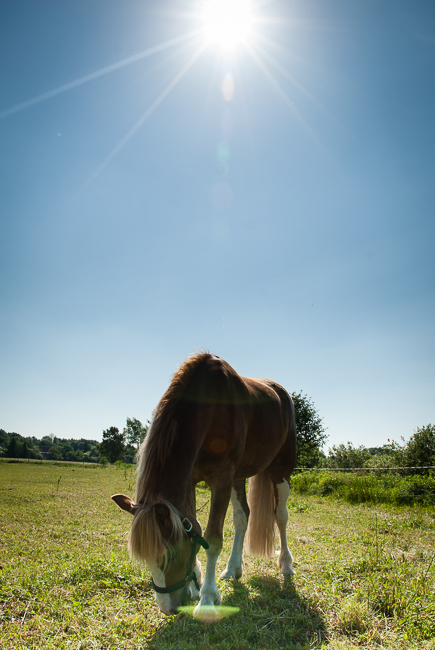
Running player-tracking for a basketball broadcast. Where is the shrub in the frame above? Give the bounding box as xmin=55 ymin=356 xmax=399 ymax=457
xmin=326 ymin=442 xmax=371 ymax=468
xmin=291 ymin=470 xmax=435 ymax=506
xmin=403 ymin=424 xmax=435 ymax=473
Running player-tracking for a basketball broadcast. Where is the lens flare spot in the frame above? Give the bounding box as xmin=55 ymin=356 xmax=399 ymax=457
xmin=210 ymin=438 xmax=227 ymax=453
xmin=217 ymin=163 xmax=229 ymax=177
xmin=217 ymin=142 xmax=230 ymax=163
xmin=221 ymin=73 xmax=235 ymax=101
xmin=178 ymin=605 xmax=240 ymax=621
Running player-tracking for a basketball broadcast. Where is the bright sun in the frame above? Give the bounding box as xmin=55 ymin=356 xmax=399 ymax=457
xmin=202 ymin=0 xmax=254 ymax=50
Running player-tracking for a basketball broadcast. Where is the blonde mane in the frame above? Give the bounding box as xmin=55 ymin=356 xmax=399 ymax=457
xmin=128 ymin=499 xmax=186 ymax=567
xmin=135 ymin=352 xmax=212 ymax=506
xmin=128 ymin=353 xmax=212 ymax=564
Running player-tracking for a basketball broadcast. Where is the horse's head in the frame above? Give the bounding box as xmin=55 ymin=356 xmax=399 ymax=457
xmin=112 ymin=494 xmax=203 ymax=614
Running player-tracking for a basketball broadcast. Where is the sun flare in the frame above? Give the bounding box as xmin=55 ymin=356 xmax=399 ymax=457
xmin=202 ymin=0 xmax=253 ymax=50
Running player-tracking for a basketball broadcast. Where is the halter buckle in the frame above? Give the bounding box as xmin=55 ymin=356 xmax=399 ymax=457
xmin=182 ymin=518 xmax=193 ymax=533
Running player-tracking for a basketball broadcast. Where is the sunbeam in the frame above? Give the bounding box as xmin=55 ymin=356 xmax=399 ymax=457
xmin=0 ymin=30 xmax=199 ymax=119
xmin=251 ymin=35 xmax=336 ymax=122
xmin=243 ymin=41 xmax=319 ymax=143
xmin=74 ymin=42 xmax=207 ymax=197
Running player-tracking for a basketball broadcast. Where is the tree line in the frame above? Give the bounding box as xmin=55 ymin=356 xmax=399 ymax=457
xmin=1 ymin=393 xmax=324 ymax=466
xmin=2 ymin=393 xmax=432 ymax=471
xmin=0 ymin=429 xmax=101 ymax=463
xmin=0 ymin=417 xmax=150 ymax=464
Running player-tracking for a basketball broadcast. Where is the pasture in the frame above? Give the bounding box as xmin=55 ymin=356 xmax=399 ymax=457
xmin=1 ymin=462 xmax=434 ymax=649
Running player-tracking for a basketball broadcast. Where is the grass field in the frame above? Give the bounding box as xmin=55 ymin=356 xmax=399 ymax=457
xmin=1 ymin=461 xmax=434 ymax=649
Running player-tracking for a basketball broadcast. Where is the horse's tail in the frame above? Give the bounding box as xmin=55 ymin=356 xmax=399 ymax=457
xmin=245 ymin=470 xmax=276 ymax=558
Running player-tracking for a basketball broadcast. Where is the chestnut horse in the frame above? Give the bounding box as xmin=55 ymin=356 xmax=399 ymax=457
xmin=112 ymin=353 xmax=297 ymax=615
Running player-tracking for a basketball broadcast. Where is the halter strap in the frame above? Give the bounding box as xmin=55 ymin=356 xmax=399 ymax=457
xmin=151 ymin=509 xmax=209 ymax=595
xmin=179 ymin=515 xmax=209 ymax=550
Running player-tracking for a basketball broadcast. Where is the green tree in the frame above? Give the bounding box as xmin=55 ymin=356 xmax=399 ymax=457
xmin=7 ymin=437 xmax=18 ymax=458
xmin=61 ymin=443 xmax=74 ymax=459
xmin=291 ymin=392 xmax=327 ymax=467
xmin=40 ymin=435 xmax=54 ymax=449
xmin=21 ymin=436 xmax=39 ymax=459
xmin=0 ymin=429 xmax=8 ymax=454
xmin=100 ymin=427 xmax=125 ymax=464
xmin=364 ymin=441 xmax=405 ymax=469
xmin=123 ymin=417 xmax=149 ymax=449
xmin=50 ymin=445 xmax=63 ymax=460
xmin=403 ymin=424 xmax=435 ymax=473
xmin=326 ymin=442 xmax=371 ymax=468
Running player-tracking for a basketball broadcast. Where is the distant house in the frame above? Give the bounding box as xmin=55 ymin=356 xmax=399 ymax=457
xmin=39 ymin=446 xmax=51 ymax=458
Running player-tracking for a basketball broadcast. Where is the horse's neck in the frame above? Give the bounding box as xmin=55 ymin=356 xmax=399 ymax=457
xmin=143 ymin=409 xmax=204 ymax=518
xmin=156 ymin=463 xmax=193 ymax=510
xmin=156 ymin=438 xmax=199 ymax=518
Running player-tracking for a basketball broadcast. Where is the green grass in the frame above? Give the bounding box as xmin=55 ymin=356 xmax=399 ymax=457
xmin=1 ymin=461 xmax=435 ymax=649
xmin=292 ymin=470 xmax=435 ymax=506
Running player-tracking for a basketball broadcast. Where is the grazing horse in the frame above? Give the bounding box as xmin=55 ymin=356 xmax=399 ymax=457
xmin=112 ymin=353 xmax=297 ymax=616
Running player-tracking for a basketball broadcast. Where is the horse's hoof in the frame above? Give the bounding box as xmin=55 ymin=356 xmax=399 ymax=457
xmin=219 ymin=566 xmax=242 ymax=580
xmin=280 ymin=564 xmax=295 ymax=576
xmin=193 ymin=604 xmax=219 ymax=621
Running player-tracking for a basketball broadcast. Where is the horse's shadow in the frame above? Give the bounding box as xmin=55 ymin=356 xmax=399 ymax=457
xmin=147 ymin=575 xmax=328 ymax=650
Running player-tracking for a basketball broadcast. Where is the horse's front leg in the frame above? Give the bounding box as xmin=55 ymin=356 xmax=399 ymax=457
xmin=220 ymin=479 xmax=249 ymax=580
xmin=194 ymin=480 xmax=232 ymax=616
xmin=188 ymin=484 xmax=203 ymax=601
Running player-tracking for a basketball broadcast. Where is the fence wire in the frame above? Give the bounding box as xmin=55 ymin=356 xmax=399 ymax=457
xmin=294 ymin=465 xmax=435 ymax=471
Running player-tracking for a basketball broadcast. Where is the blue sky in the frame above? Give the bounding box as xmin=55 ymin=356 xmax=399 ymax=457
xmin=1 ymin=0 xmax=434 ymax=450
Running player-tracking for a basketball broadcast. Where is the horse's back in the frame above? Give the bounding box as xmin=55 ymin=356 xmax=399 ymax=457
xmin=235 ymin=375 xmax=296 ymax=480
xmin=188 ymin=355 xmax=296 ymax=482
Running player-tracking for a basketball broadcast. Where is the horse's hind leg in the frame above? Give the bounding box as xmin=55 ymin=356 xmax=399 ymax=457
xmin=220 ymin=479 xmax=249 ymax=580
xmin=275 ymin=479 xmax=295 ymax=576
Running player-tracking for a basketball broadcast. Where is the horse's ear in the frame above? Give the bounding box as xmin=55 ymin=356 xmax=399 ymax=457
xmin=154 ymin=503 xmax=185 ymax=545
xmin=112 ymin=494 xmax=137 ymax=515
xmin=154 ymin=503 xmax=171 ymax=524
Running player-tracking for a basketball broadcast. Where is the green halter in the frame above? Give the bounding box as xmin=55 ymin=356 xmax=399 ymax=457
xmin=151 ymin=512 xmax=209 ymax=595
